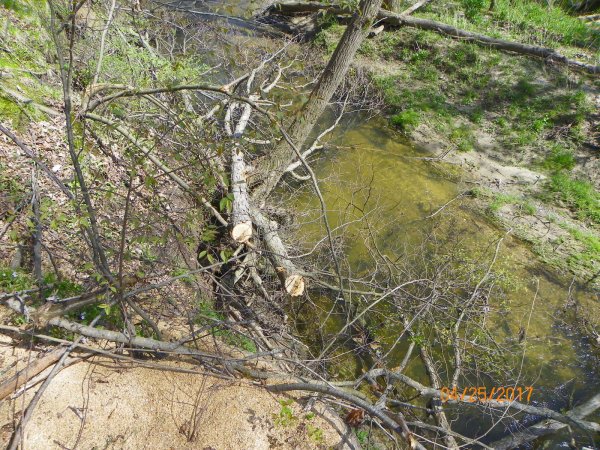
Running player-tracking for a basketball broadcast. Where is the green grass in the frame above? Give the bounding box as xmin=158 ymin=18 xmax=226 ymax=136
xmin=566 ymin=225 xmax=600 ymax=257
xmin=490 ymin=0 xmax=598 ymax=48
xmin=489 ymin=193 xmax=520 ymax=212
xmin=555 ymin=222 xmax=600 ymax=272
xmin=450 ymin=124 xmax=476 ymax=152
xmin=461 ymin=0 xmax=487 ymax=21
xmin=390 ymin=109 xmax=420 ymax=130
xmin=421 ymin=0 xmax=598 ymax=50
xmin=543 ymin=145 xmax=576 ymax=171
xmin=369 ymin=14 xmax=593 ymax=151
xmin=487 ymin=193 xmax=538 ymax=216
xmin=549 ymin=173 xmax=600 ymax=224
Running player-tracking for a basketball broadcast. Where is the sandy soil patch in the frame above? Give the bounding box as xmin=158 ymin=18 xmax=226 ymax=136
xmin=0 ymin=336 xmax=359 ymax=450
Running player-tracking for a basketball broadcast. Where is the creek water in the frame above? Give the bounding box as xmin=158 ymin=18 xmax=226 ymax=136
xmin=284 ymin=116 xmax=600 ymax=446
xmin=182 ymin=2 xmax=599 ymax=446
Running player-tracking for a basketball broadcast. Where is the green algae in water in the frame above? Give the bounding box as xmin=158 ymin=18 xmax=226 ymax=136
xmin=288 ymin=117 xmax=599 ymax=437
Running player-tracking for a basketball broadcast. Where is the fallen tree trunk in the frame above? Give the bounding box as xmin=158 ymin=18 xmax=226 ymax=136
xmin=265 ymin=2 xmax=600 ymax=74
xmin=250 ymin=207 xmax=305 ymax=296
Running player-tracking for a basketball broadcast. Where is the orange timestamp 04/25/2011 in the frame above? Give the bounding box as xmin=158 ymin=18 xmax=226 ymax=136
xmin=440 ymin=386 xmax=533 ymax=403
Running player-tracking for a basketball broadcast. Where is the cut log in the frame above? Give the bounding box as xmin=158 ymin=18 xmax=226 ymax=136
xmin=231 ymin=145 xmax=253 ymax=243
xmin=284 ymin=274 xmax=305 ymax=296
xmin=250 ymin=207 xmax=305 ymax=296
xmin=369 ymin=24 xmax=385 ymax=37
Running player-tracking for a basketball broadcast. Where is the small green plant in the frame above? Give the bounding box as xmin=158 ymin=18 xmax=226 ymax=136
xmin=355 ymin=429 xmax=380 ymax=449
xmin=522 ymin=202 xmax=537 ymax=215
xmin=450 ymin=124 xmax=475 ymax=152
xmin=0 ymin=268 xmax=34 ymax=292
xmin=390 ymin=110 xmax=420 ymax=131
xmin=307 ymin=424 xmax=324 ymax=443
xmin=273 ymin=399 xmax=297 ymax=427
xmin=219 ymin=193 xmax=234 ymax=213
xmin=12 ymin=314 xmax=27 ymax=326
xmin=488 ymin=193 xmax=520 ymax=212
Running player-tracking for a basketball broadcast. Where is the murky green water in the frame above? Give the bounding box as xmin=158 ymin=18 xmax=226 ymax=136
xmin=286 ymin=116 xmax=599 ymax=445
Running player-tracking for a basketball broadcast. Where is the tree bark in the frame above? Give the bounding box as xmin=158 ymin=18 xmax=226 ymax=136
xmin=249 ymin=207 xmax=305 ymax=296
xmin=383 ymin=0 xmax=401 ymax=11
xmin=231 ymin=145 xmax=253 ymax=243
xmin=252 ymin=0 xmax=385 ymax=199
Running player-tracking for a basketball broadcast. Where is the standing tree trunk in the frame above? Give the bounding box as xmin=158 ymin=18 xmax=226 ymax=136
xmin=384 ymin=0 xmax=402 ymax=11
xmin=252 ymin=0 xmax=385 ymax=199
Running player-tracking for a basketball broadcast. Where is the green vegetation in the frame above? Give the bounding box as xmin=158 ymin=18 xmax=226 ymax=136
xmin=0 ymin=3 xmax=61 ymax=125
xmin=273 ymin=399 xmax=298 ymax=427
xmin=355 ymin=428 xmax=380 ymax=449
xmin=390 ymin=109 xmax=420 ymax=130
xmin=306 ymin=424 xmax=324 ymax=443
xmin=450 ymin=124 xmax=476 ymax=152
xmin=195 ymin=301 xmax=257 ymax=353
xmin=423 ymin=0 xmax=598 ymax=49
xmin=548 ymin=173 xmax=600 ymax=224
xmin=0 ymin=267 xmax=35 ymax=292
xmin=543 ymin=145 xmax=576 ymax=171
xmin=272 ymin=400 xmax=324 ymax=442
xmin=560 ymin=222 xmax=600 ymax=265
xmin=461 ymin=0 xmax=487 ymax=21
